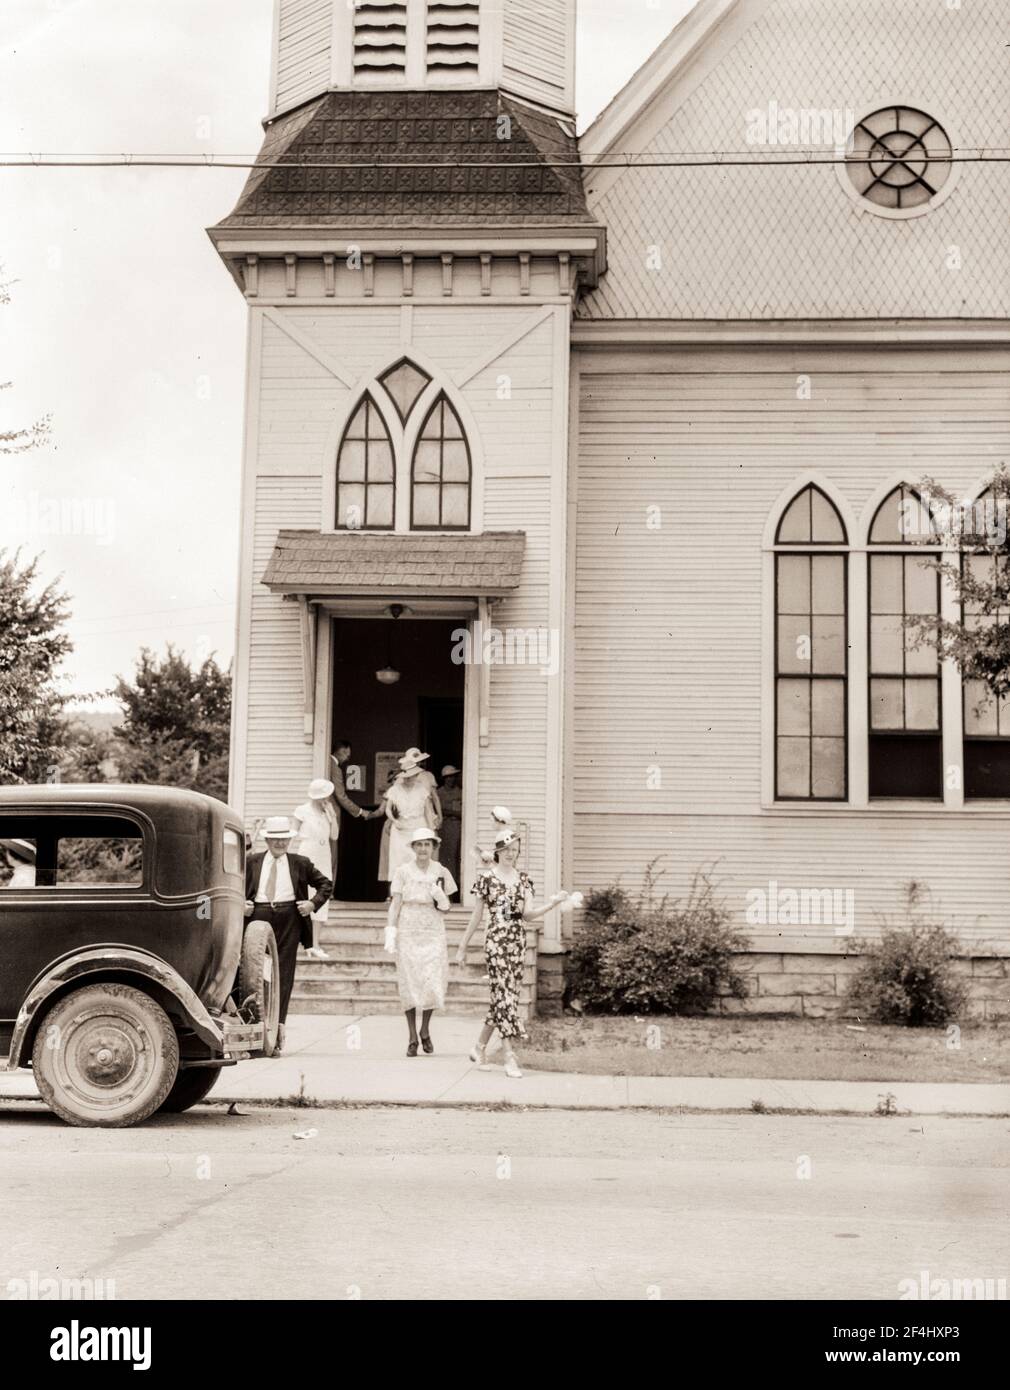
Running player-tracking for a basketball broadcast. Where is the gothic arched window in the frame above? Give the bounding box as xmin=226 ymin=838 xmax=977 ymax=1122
xmin=774 ymin=485 xmax=848 ymax=800
xmin=336 ymin=396 xmax=395 ymax=531
xmin=410 ymin=394 xmax=471 ymax=530
xmin=961 ymin=490 xmax=1010 ymax=797
xmin=867 ymin=485 xmax=942 ymax=797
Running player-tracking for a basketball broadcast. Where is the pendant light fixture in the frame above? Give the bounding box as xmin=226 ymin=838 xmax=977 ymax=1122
xmin=375 ymin=603 xmax=405 ymax=685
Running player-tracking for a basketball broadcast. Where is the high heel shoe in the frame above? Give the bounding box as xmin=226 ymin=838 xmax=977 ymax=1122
xmin=406 ymin=1040 xmax=419 ymax=1057
xmin=420 ymin=1033 xmax=434 ymax=1054
xmin=503 ymin=1054 xmax=523 ymax=1079
xmin=468 ymin=1040 xmax=487 ymax=1067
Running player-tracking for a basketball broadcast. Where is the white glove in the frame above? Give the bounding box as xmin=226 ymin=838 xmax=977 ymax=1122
xmin=384 ymin=925 xmax=397 ymax=954
xmin=432 ymin=886 xmax=450 ymax=911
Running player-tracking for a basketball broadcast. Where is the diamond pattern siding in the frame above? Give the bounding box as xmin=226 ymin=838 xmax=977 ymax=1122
xmin=579 ymin=0 xmax=1010 ymax=320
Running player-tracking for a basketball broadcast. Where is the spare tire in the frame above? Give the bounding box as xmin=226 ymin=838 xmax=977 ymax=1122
xmin=239 ymin=920 xmax=281 ymax=1057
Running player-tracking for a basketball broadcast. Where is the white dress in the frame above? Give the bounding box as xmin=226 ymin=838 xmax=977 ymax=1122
xmin=385 ymin=776 xmax=437 ymax=877
xmin=293 ymin=800 xmax=337 ymax=923
xmin=390 ymin=860 xmax=458 ymax=1010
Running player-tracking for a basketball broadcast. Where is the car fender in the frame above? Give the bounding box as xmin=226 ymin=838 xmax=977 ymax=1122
xmin=6 ymin=947 xmax=224 ymax=1071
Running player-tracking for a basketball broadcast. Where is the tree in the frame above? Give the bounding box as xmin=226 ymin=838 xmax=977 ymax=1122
xmin=907 ymin=468 xmax=1010 ymax=705
xmin=1 ymin=271 xmax=50 ymax=453
xmin=112 ymin=646 xmax=232 ymax=800
xmin=0 ymin=550 xmax=73 ymax=783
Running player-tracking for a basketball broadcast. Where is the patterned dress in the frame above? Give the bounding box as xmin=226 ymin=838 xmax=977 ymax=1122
xmin=473 ymin=868 xmax=532 ymax=1040
xmin=390 ymin=860 xmax=457 ymax=1010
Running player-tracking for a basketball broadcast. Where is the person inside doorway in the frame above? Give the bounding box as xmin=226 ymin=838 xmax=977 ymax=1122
xmin=437 ymin=765 xmax=462 ymax=899
xmin=383 ymin=750 xmax=442 ymax=883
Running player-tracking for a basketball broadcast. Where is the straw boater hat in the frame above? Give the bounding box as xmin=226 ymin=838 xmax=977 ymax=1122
xmin=262 ymin=816 xmax=297 ymax=840
xmin=308 ymin=778 xmax=335 ymax=800
xmin=409 ymin=826 xmax=441 ymax=846
xmin=0 ymin=838 xmax=36 ymax=864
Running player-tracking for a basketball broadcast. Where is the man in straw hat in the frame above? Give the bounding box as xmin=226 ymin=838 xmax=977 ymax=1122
xmin=244 ymin=816 xmax=332 ymax=1052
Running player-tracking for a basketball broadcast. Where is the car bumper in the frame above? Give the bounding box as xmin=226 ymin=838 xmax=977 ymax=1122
xmin=220 ymin=1017 xmax=265 ymax=1060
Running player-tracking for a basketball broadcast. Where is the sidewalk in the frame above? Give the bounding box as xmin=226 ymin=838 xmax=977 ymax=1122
xmin=3 ymin=1015 xmax=1008 ymax=1116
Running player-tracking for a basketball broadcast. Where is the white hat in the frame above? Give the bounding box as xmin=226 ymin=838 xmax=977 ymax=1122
xmin=409 ymin=826 xmax=441 ymax=846
xmin=308 ymin=778 xmax=335 ymax=800
xmin=0 ymin=838 xmax=36 ymax=864
xmin=400 ymin=747 xmax=429 ymax=769
xmin=493 ymin=826 xmax=519 ymax=851
xmin=441 ymin=764 xmax=460 ymax=777
xmin=262 ymin=816 xmax=296 ymax=840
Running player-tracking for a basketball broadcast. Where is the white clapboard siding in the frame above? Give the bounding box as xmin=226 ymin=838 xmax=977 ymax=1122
xmin=571 ymin=349 xmax=1010 ymax=942
xmin=245 ymin=476 xmax=323 ymax=820
xmin=274 ymin=0 xmax=333 ymax=114
xmin=501 ymin=0 xmax=573 ymax=113
xmin=572 ymin=812 xmax=1010 ymax=948
xmin=478 ymin=476 xmax=552 ymax=889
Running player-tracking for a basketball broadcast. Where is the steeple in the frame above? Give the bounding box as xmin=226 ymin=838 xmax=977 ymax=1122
xmin=270 ymin=0 xmax=575 ymax=119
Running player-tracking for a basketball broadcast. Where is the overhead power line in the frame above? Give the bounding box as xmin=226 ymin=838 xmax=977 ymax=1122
xmin=0 ymin=151 xmax=1007 ymax=171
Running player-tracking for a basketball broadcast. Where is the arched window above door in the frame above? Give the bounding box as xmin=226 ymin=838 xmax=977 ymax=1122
xmin=335 ymin=396 xmax=395 ymax=531
xmin=410 ymin=393 xmax=472 ymax=531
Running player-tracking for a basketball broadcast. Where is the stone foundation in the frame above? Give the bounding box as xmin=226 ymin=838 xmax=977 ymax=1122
xmin=539 ymin=948 xmax=1010 ymax=1022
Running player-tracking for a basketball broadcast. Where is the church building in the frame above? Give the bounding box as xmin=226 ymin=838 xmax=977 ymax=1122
xmin=211 ymin=0 xmax=1010 ymax=1017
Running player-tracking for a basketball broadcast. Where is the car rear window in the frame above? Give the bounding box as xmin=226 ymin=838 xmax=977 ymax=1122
xmin=57 ymin=836 xmax=143 ymax=886
xmin=223 ymin=827 xmax=243 ymax=876
xmin=0 ymin=815 xmax=143 ymax=888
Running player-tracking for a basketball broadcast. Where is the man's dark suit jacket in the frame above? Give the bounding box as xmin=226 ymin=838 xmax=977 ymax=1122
xmin=246 ymin=851 xmax=333 ymax=948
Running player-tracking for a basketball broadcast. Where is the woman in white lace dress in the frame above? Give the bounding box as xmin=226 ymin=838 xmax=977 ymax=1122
xmin=385 ymin=827 xmax=457 ymax=1056
xmin=384 ymin=751 xmax=441 ymax=878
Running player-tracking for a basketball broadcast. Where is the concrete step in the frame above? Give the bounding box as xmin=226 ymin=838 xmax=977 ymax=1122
xmin=296 ymin=959 xmax=534 ymax=984
xmin=288 ymin=994 xmax=492 ymax=1017
xmin=308 ymin=941 xmax=537 ymax=967
xmin=292 ymin=977 xmax=496 ymax=1002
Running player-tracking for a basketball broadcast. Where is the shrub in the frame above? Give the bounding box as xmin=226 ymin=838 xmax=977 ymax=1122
xmin=567 ymin=863 xmax=746 ymax=1015
xmin=844 ymin=883 xmax=969 ymax=1027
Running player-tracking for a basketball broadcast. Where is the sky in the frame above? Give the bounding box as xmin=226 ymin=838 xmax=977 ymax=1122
xmin=1 ymin=0 xmax=693 ymax=707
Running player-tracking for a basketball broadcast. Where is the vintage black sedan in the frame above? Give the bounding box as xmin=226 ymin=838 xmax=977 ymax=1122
xmin=0 ymin=784 xmax=279 ymax=1127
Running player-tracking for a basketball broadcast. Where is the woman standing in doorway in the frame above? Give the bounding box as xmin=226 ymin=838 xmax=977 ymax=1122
xmin=384 ymin=750 xmax=441 ymax=879
xmin=385 ymin=827 xmax=456 ymax=1055
xmin=455 ymin=816 xmax=568 ymax=1079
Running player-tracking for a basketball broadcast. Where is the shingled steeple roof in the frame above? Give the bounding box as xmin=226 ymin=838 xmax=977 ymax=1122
xmin=213 ymin=89 xmax=601 ymax=231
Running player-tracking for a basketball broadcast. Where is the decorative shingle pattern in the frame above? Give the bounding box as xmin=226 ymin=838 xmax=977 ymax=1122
xmin=216 ymin=90 xmax=599 ymax=229
xmin=579 ymin=0 xmax=1010 ymax=320
xmin=262 ymin=529 xmax=526 ymax=593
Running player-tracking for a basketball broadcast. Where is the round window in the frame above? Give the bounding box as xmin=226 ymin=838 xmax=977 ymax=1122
xmin=846 ymin=107 xmax=953 ymax=213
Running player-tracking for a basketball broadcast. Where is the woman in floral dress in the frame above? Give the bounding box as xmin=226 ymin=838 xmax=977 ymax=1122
xmin=455 ymin=821 xmax=568 ymax=1078
xmin=385 ymin=827 xmax=457 ymax=1056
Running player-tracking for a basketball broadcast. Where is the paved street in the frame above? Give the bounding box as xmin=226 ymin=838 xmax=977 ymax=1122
xmin=0 ymin=1104 xmax=1005 ymax=1300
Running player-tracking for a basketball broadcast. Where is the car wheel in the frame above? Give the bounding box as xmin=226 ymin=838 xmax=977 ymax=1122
xmin=158 ymin=1065 xmax=223 ymax=1114
xmin=32 ymin=983 xmax=179 ymax=1129
xmin=239 ymin=920 xmax=281 ymax=1057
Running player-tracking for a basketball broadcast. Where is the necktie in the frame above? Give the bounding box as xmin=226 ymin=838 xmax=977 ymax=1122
xmin=265 ymin=856 xmax=278 ymax=902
